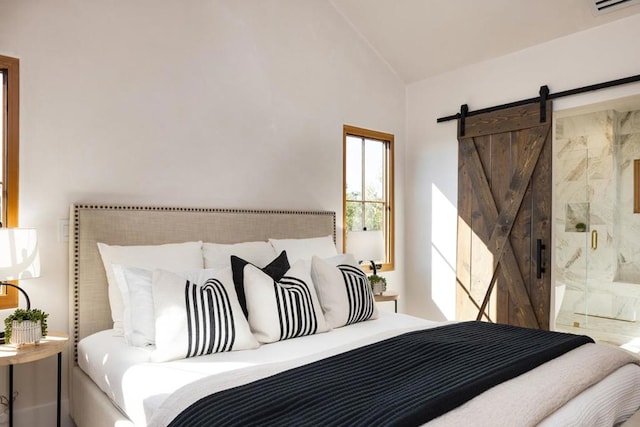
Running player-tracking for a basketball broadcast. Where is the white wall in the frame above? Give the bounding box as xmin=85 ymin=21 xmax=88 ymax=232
xmin=0 ymin=1 xmax=406 ymax=424
xmin=405 ymin=14 xmax=640 ymax=321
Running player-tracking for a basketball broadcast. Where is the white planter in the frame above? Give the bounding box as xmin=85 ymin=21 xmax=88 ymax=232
xmin=9 ymin=320 xmax=42 ymax=345
xmin=372 ymin=282 xmax=385 ymax=295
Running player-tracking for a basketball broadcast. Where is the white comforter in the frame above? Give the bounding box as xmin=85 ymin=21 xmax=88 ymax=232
xmin=78 ymin=311 xmax=436 ymax=425
xmin=433 ymin=344 xmax=639 ymax=426
xmin=78 ymin=313 xmax=640 ymax=427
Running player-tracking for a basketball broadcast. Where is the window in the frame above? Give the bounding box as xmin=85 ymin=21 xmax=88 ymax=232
xmin=343 ymin=125 xmax=394 ymax=272
xmin=0 ymin=55 xmax=20 ymax=309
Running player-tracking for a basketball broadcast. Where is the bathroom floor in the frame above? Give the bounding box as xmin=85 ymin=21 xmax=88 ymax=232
xmin=556 ymin=312 xmax=640 ymax=354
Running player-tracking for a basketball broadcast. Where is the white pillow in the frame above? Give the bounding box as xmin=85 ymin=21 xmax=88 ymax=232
xmin=244 ymin=260 xmax=330 ymax=343
xmin=97 ymin=241 xmax=203 ymax=335
xmin=268 ymin=235 xmax=338 ymax=265
xmin=311 ymin=254 xmax=378 ymax=329
xmin=151 ymin=268 xmax=259 ymax=362
xmin=114 ymin=264 xmax=249 ymax=348
xmin=203 ymin=241 xmax=276 ymax=270
xmin=112 ymin=265 xmax=155 ymax=346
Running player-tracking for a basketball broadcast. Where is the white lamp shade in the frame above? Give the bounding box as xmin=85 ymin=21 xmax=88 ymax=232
xmin=0 ymin=228 xmax=40 ymax=281
xmin=346 ymin=230 xmax=384 ymax=263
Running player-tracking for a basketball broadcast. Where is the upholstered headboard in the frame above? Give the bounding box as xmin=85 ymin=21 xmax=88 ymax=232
xmin=69 ymin=204 xmax=336 ymax=361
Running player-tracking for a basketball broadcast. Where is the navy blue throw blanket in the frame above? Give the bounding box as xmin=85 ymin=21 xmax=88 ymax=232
xmin=169 ymin=321 xmax=593 ymax=427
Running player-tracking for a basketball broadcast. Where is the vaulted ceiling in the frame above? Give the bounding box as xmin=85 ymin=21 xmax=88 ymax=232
xmin=330 ymin=0 xmax=640 ymax=83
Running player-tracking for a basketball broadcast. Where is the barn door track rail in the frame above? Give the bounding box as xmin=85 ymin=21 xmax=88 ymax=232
xmin=437 ymin=73 xmax=640 ymax=135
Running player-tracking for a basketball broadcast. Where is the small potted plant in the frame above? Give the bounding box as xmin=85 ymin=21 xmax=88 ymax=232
xmin=369 ymin=274 xmax=387 ymax=295
xmin=4 ymin=308 xmax=49 ymax=346
xmin=575 ymin=222 xmax=587 ymax=232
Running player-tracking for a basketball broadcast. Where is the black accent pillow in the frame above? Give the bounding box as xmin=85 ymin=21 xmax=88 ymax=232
xmin=231 ymin=250 xmax=290 ymax=318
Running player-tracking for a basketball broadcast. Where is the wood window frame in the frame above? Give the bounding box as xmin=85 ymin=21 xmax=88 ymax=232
xmin=0 ymin=54 xmax=20 ymax=309
xmin=634 ymin=159 xmax=640 ymax=214
xmin=342 ymin=124 xmax=395 ymax=272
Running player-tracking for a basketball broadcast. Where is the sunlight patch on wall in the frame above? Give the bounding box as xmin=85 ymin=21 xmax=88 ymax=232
xmin=431 ymin=183 xmax=457 ymax=319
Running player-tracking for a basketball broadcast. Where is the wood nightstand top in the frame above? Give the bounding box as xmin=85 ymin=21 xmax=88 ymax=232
xmin=0 ymin=332 xmax=68 ymax=366
xmin=374 ymin=290 xmax=399 ymax=302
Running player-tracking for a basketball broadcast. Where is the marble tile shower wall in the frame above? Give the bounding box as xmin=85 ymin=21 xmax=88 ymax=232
xmin=615 ymin=110 xmax=640 ymax=283
xmin=555 ymin=108 xmax=640 ymax=333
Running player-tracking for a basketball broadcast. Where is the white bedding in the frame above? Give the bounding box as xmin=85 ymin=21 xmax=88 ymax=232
xmin=432 ymin=344 xmax=640 ymax=427
xmin=78 ymin=311 xmax=438 ymax=426
xmin=78 ymin=312 xmax=640 ymax=426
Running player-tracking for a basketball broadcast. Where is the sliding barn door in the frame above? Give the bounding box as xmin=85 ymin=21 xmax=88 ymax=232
xmin=456 ymin=102 xmax=552 ymax=329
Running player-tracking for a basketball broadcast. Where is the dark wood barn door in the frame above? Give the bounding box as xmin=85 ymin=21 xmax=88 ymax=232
xmin=456 ymin=101 xmax=552 ymax=329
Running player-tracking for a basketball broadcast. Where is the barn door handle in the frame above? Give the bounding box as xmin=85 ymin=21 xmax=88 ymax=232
xmin=591 ymin=230 xmax=598 ymax=250
xmin=536 ymin=239 xmax=546 ymax=279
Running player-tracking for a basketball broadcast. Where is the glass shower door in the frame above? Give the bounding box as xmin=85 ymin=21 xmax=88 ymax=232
xmin=555 ymin=146 xmax=590 ymax=331
xmin=555 ymin=105 xmax=640 ymax=346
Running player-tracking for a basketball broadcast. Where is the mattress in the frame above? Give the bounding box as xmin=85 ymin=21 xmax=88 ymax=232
xmin=78 ymin=312 xmax=640 ymax=426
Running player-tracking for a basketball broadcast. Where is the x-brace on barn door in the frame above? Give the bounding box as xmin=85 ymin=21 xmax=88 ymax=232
xmin=456 ymin=101 xmax=552 ymax=329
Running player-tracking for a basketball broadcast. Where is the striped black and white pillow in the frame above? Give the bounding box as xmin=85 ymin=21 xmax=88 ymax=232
xmin=243 ymin=261 xmax=330 ymax=343
xmin=230 ymin=251 xmax=290 ymax=319
xmin=151 ymin=268 xmax=259 ymax=362
xmin=311 ymin=254 xmax=379 ymax=328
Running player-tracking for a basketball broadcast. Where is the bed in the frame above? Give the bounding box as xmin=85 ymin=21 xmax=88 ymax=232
xmin=69 ymin=204 xmax=640 ymax=427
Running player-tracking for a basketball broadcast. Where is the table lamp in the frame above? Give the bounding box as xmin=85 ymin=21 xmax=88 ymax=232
xmin=346 ymin=229 xmax=384 ymax=275
xmin=0 ymin=228 xmax=40 ymax=310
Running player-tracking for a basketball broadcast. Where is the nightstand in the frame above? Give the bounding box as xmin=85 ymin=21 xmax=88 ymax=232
xmin=374 ymin=290 xmax=399 ymax=313
xmin=0 ymin=332 xmax=68 ymax=427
